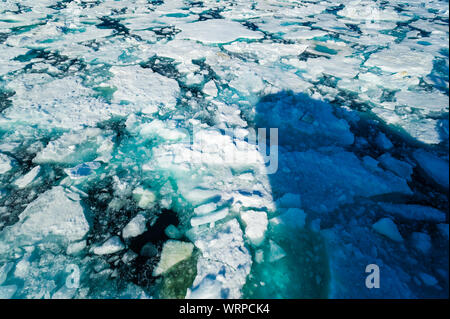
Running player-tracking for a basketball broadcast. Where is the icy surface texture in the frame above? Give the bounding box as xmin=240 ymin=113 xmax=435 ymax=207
xmin=0 ymin=0 xmax=448 ymax=299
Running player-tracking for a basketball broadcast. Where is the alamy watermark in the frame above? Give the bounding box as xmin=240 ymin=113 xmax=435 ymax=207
xmin=365 ymin=264 xmax=380 ymax=289
xmin=65 ymin=264 xmax=80 ymax=289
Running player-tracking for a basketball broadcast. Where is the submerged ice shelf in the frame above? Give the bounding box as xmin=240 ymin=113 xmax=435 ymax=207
xmin=0 ymin=0 xmax=448 ymax=299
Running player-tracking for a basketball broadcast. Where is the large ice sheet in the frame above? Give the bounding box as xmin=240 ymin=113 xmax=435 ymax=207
xmin=177 ymin=19 xmax=264 ymax=44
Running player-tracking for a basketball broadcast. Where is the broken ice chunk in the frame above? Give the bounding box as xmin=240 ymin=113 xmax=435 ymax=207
xmin=14 ymin=166 xmax=41 ymax=188
xmin=362 ymin=156 xmax=382 ymax=172
xmin=122 ymin=213 xmax=147 ymax=239
xmin=65 ymin=162 xmax=101 ymax=179
xmin=190 ymin=208 xmax=228 ymax=227
xmin=379 ymin=203 xmax=446 ymax=223
xmin=413 ymin=149 xmax=449 ymax=189
xmin=0 ymin=262 xmax=14 ymax=285
xmin=372 ymin=218 xmax=403 ymax=242
xmin=377 ymin=154 xmax=414 ymax=181
xmin=92 ymin=236 xmax=125 ymax=255
xmin=410 ymin=232 xmax=432 ymax=254
xmin=268 ymin=240 xmax=286 ymax=262
xmin=177 ymin=19 xmax=263 ymax=44
xmin=0 ymin=285 xmax=17 ymax=299
xmin=186 ymin=219 xmax=251 ymax=298
xmin=132 ymin=187 xmax=156 ymax=209
xmin=1 ymin=186 xmax=89 ymax=247
xmin=139 ymin=120 xmax=187 ymax=141
xmin=255 ymin=249 xmax=264 ymax=263
xmin=66 ymin=240 xmax=87 ymax=256
xmin=0 ymin=153 xmax=14 ymax=174
xmin=108 ymin=65 xmax=180 ymax=113
xmin=153 ymin=240 xmax=194 ymax=276
xmin=165 ymin=225 xmax=182 ymax=239
xmin=194 ymin=202 xmax=218 ymax=216
xmin=186 ymin=275 xmax=223 ymax=299
xmin=240 ymin=210 xmax=268 ymax=246
xmin=203 ymin=80 xmax=218 ymax=97
xmin=419 ymin=273 xmax=439 ymax=287
xmin=375 ymin=132 xmax=393 ymax=151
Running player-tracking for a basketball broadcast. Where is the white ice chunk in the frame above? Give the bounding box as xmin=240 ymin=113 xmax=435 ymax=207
xmin=3 ymin=75 xmax=119 ymax=129
xmin=190 ymin=208 xmax=228 ymax=227
xmin=66 ymin=240 xmax=87 ymax=256
xmin=194 ymin=202 xmax=218 ymax=216
xmin=139 ymin=120 xmax=187 ymax=141
xmin=223 ymin=42 xmax=308 ymax=65
xmin=364 ymin=46 xmax=433 ymax=78
xmin=240 ymin=210 xmax=268 ymax=246
xmin=92 ymin=236 xmax=125 ymax=255
xmin=372 ymin=218 xmax=403 ymax=242
xmin=203 ymin=80 xmax=218 ymax=97
xmin=186 ymin=276 xmax=223 ymax=299
xmin=0 ymin=262 xmax=14 ymax=285
xmin=108 ymin=65 xmax=180 ymax=113
xmin=122 ymin=214 xmax=147 ymax=239
xmin=187 ymin=219 xmax=251 ymax=299
xmin=1 ymin=186 xmax=89 ymax=247
xmin=0 ymin=285 xmax=17 ymax=299
xmin=153 ymin=240 xmax=194 ymax=276
xmin=0 ymin=153 xmax=14 ymax=174
xmin=132 ymin=187 xmax=156 ymax=209
xmin=33 ymin=128 xmax=112 ymax=165
xmin=177 ymin=19 xmax=263 ymax=44
xmin=14 ymin=166 xmax=41 ymax=189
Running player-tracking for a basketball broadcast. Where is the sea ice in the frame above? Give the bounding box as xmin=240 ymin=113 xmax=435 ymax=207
xmin=177 ymin=19 xmax=263 ymax=44
xmin=187 ymin=219 xmax=252 ymax=299
xmin=190 ymin=208 xmax=229 ymax=227
xmin=379 ymin=203 xmax=446 ymax=223
xmin=413 ymin=149 xmax=449 ymax=189
xmin=13 ymin=166 xmax=41 ymax=189
xmin=0 ymin=153 xmax=14 ymax=174
xmin=65 ymin=162 xmax=101 ymax=180
xmin=153 ymin=240 xmax=194 ymax=276
xmin=240 ymin=210 xmax=268 ymax=246
xmin=122 ymin=213 xmax=147 ymax=239
xmin=411 ymin=232 xmax=432 ymax=254
xmin=108 ymin=65 xmax=180 ymax=114
xmin=132 ymin=187 xmax=157 ymax=209
xmin=268 ymin=240 xmax=286 ymax=262
xmin=271 ymin=208 xmax=307 ymax=230
xmin=92 ymin=236 xmax=125 ymax=255
xmin=377 ymin=154 xmax=414 ymax=181
xmin=0 ymin=186 xmax=89 ymax=248
xmin=372 ymin=218 xmax=404 ymax=242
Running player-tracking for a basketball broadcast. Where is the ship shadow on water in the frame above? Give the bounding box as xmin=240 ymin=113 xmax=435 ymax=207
xmin=242 ymin=91 xmax=449 ymax=299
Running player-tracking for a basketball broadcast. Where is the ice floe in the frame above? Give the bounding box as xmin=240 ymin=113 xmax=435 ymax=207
xmin=153 ymin=240 xmax=194 ymax=276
